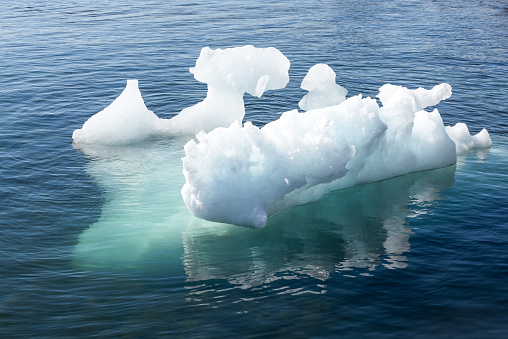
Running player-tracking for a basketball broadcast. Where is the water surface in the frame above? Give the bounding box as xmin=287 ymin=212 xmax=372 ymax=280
xmin=1 ymin=0 xmax=507 ymax=337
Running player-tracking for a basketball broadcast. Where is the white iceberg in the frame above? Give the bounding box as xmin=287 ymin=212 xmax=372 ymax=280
xmin=72 ymin=79 xmax=160 ymax=145
xmin=72 ymin=46 xmax=290 ymax=145
xmin=71 ymin=46 xmax=492 ymax=228
xmin=298 ymin=63 xmax=348 ymax=111
xmin=182 ymin=81 xmax=467 ymax=228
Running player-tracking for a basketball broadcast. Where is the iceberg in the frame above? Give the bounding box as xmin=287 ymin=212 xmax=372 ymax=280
xmin=72 ymin=79 xmax=160 ymax=145
xmin=298 ymin=63 xmax=348 ymax=111
xmin=446 ymin=122 xmax=492 ymax=153
xmin=72 ymin=46 xmax=290 ymax=145
xmin=181 ymin=71 xmax=492 ymax=228
xmin=159 ymin=45 xmax=290 ymax=135
xmin=72 ymin=45 xmax=492 ymax=228
xmin=182 ymin=83 xmax=465 ymax=228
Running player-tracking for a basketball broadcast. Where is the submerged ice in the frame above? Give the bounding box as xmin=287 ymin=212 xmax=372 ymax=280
xmin=160 ymin=46 xmax=290 ymax=135
xmin=73 ymin=141 xmax=456 ymax=281
xmin=72 ymin=45 xmax=492 ymax=228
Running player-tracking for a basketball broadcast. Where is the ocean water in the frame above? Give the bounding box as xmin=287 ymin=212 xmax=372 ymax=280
xmin=1 ymin=0 xmax=508 ymax=337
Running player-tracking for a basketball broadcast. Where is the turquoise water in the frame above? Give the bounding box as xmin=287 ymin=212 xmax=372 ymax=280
xmin=1 ymin=0 xmax=507 ymax=337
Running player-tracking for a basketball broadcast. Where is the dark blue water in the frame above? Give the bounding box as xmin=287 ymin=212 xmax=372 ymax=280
xmin=1 ymin=0 xmax=507 ymax=337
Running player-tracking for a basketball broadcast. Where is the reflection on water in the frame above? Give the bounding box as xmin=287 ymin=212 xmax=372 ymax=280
xmin=182 ymin=165 xmax=455 ymax=287
xmin=73 ymin=141 xmax=455 ymax=286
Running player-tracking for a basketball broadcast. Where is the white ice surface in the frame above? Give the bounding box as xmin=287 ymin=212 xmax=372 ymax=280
xmin=298 ymin=63 xmax=347 ymax=111
xmin=446 ymin=123 xmax=492 ymax=153
xmin=72 ymin=80 xmax=160 ymax=145
xmin=72 ymin=46 xmax=290 ymax=144
xmin=71 ymin=47 xmax=492 ymax=228
xmin=182 ymin=83 xmax=465 ymax=228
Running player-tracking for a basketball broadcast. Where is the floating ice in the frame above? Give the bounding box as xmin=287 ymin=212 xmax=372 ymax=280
xmin=298 ymin=63 xmax=347 ymax=111
xmin=72 ymin=80 xmax=160 ymax=145
xmin=72 ymin=46 xmax=290 ymax=145
xmin=377 ymin=83 xmax=452 ymax=130
xmin=446 ymin=123 xmax=492 ymax=153
xmin=159 ymin=45 xmax=290 ymax=135
xmin=71 ymin=46 xmax=492 ymax=228
xmin=182 ymin=78 xmax=491 ymax=228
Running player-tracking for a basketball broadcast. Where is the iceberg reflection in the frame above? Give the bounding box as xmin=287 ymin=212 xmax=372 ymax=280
xmin=182 ymin=165 xmax=455 ymax=286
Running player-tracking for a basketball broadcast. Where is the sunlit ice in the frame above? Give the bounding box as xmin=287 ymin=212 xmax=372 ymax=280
xmin=73 ymin=45 xmax=492 ymax=229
